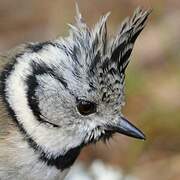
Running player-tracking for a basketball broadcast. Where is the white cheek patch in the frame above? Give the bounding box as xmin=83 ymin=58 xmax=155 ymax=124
xmin=5 ymin=52 xmax=85 ymax=156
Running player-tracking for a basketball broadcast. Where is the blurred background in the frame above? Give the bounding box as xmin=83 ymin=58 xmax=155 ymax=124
xmin=0 ymin=0 xmax=180 ymax=179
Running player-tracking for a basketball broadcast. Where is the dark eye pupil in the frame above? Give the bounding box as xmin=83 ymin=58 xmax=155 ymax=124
xmin=77 ymin=100 xmax=96 ymax=116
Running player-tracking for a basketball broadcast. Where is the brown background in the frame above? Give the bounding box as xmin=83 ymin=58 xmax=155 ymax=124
xmin=0 ymin=0 xmax=180 ymax=179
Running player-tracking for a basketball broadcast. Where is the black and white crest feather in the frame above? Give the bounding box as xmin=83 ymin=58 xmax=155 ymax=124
xmin=64 ymin=6 xmax=150 ymax=103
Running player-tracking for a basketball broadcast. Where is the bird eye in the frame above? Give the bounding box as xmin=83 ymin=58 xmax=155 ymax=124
xmin=77 ymin=100 xmax=96 ymax=116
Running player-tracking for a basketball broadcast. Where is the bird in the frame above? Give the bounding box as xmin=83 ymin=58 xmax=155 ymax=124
xmin=0 ymin=5 xmax=150 ymax=180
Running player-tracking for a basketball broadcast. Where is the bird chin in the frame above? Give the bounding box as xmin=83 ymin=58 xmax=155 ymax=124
xmin=98 ymin=130 xmax=114 ymax=143
xmin=85 ymin=130 xmax=115 ymax=145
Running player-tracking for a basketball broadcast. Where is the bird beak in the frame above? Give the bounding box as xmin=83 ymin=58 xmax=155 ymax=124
xmin=108 ymin=116 xmax=146 ymax=140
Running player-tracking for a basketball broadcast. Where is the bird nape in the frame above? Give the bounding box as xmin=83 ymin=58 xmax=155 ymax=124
xmin=0 ymin=5 xmax=150 ymax=180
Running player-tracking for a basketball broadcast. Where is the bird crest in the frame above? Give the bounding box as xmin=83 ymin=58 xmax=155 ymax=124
xmin=58 ymin=5 xmax=150 ymax=104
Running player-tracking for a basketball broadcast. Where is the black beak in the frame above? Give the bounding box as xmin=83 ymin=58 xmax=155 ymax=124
xmin=109 ymin=117 xmax=146 ymax=140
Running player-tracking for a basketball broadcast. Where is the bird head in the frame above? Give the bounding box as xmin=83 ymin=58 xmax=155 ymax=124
xmin=2 ymin=5 xmax=150 ymax=169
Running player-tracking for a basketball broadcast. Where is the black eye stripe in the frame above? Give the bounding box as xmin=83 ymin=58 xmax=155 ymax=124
xmin=77 ymin=99 xmax=96 ymax=116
